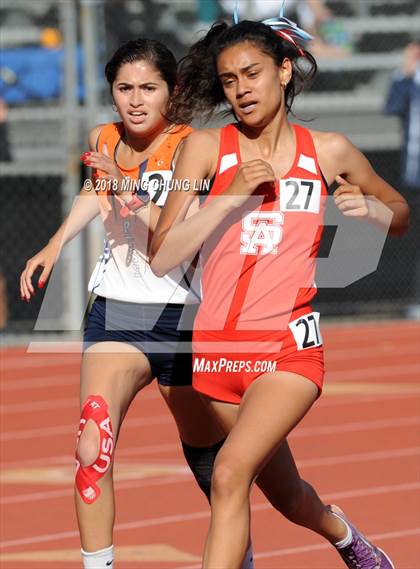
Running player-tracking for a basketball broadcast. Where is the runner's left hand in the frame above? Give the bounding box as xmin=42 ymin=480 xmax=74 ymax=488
xmin=333 ymin=175 xmax=369 ymax=218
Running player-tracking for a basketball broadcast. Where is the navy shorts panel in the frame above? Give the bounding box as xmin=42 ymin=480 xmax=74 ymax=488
xmin=83 ymin=297 xmax=196 ymax=386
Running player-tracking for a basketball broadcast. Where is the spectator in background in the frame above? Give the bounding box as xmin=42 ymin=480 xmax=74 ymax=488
xmin=385 ymin=43 xmax=420 ymax=192
xmin=385 ymin=42 xmax=420 ymax=317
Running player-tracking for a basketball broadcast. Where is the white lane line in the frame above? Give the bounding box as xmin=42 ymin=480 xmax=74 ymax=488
xmin=1 ymin=387 xmax=416 ymax=420
xmin=0 ymin=473 xmax=191 ymax=505
xmin=0 ymin=414 xmax=174 ymax=442
xmin=317 ymin=391 xmax=419 ymax=407
xmin=1 ymin=488 xmax=75 ymax=505
xmin=322 ymin=320 xmax=417 ymax=333
xmin=181 ymin=527 xmax=420 ymax=568
xmin=0 ymin=389 xmax=159 ymax=414
xmin=0 ymin=374 xmax=78 ymax=392
xmin=3 ymin=442 xmax=180 ymax=470
xmin=1 ymin=385 xmax=414 ymax=417
xmin=325 ymin=342 xmax=419 ymax=361
xmin=2 ymin=448 xmax=418 ymax=505
xmin=0 ymin=398 xmax=77 ymax=415
xmin=2 ymin=413 xmax=418 ymax=443
xmin=292 ymin=416 xmax=419 ymax=438
xmin=297 ymin=446 xmax=420 ymax=468
xmin=326 ymin=364 xmax=419 ymax=382
xmin=1 ymin=481 xmax=418 ymax=549
xmin=254 ymin=527 xmax=420 ymax=561
xmin=1 ymin=355 xmax=80 ymax=370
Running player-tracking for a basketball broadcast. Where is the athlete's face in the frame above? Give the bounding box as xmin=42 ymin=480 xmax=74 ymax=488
xmin=112 ymin=60 xmax=170 ymax=136
xmin=217 ymin=42 xmax=291 ymax=127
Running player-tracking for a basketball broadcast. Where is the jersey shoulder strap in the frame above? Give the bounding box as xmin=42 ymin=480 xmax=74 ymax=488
xmin=215 ymin=123 xmax=241 ymax=176
xmin=96 ymin=122 xmax=124 ymax=157
xmin=291 ymin=124 xmax=323 ymax=180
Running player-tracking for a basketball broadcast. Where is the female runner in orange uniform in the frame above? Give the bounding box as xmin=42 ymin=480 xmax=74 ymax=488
xmin=20 ymin=38 xmax=226 ymax=569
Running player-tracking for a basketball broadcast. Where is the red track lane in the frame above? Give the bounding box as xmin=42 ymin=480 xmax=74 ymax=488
xmin=0 ymin=320 xmax=419 ymax=568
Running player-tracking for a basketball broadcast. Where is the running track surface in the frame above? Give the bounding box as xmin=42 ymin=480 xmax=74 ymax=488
xmin=1 ymin=319 xmax=419 ymax=568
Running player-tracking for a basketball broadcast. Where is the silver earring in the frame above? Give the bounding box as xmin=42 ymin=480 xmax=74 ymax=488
xmin=112 ymin=103 xmax=117 ymax=112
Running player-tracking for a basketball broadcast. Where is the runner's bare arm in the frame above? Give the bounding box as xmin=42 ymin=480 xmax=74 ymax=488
xmin=315 ymin=131 xmax=409 ymax=235
xmin=20 ymin=126 xmax=103 ymax=298
xmin=55 ymin=124 xmax=104 ymax=246
xmin=149 ymin=130 xmax=276 ymax=276
xmin=149 ymin=130 xmax=218 ymax=274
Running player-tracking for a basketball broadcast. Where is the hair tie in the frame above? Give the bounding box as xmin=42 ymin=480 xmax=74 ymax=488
xmin=275 ymin=30 xmax=305 ymax=56
xmin=263 ymin=16 xmax=313 ymax=55
xmin=231 ymin=1 xmax=312 ymax=56
xmin=233 ymin=0 xmax=313 ymax=56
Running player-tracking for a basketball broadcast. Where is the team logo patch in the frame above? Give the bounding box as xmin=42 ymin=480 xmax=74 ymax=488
xmin=240 ymin=211 xmax=284 ymax=255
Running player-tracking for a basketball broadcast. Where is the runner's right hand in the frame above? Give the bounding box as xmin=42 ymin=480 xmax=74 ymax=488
xmin=222 ymin=159 xmax=276 ymax=206
xmin=20 ymin=240 xmax=60 ymax=301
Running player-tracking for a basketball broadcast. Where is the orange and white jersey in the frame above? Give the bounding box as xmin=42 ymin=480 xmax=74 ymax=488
xmin=88 ymin=122 xmax=199 ymax=304
xmin=195 ymin=122 xmax=328 ymax=333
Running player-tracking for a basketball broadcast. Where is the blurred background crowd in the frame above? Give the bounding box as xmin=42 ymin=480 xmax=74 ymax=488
xmin=0 ymin=0 xmax=419 ymax=334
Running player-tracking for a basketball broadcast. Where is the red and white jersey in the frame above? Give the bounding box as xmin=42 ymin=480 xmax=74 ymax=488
xmin=196 ymin=123 xmax=328 ymax=332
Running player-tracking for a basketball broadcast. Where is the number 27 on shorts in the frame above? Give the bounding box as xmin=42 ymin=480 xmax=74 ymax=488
xmin=289 ymin=312 xmax=322 ymax=350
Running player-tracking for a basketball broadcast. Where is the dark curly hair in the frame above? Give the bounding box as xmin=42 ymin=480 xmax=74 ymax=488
xmin=169 ymin=20 xmax=317 ymax=124
xmin=105 ymin=38 xmax=177 ymax=96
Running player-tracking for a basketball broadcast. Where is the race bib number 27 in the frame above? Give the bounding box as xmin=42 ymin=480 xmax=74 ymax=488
xmin=280 ymin=178 xmax=321 ymax=213
xmin=289 ymin=312 xmax=322 ymax=350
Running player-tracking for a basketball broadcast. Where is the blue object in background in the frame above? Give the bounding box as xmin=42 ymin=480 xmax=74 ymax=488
xmin=0 ymin=46 xmax=86 ymax=104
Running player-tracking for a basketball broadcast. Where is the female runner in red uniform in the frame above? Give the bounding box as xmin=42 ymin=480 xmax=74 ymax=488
xmin=150 ymin=17 xmax=409 ymax=569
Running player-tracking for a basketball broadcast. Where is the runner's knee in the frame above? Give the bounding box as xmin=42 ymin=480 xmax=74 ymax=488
xmin=75 ymin=395 xmax=115 ymax=504
xmin=211 ymin=457 xmax=251 ymax=500
xmin=181 ymin=438 xmax=225 ymax=503
xmin=77 ymin=420 xmax=101 ymax=467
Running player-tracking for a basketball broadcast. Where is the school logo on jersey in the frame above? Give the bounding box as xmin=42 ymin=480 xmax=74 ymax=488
xmin=240 ymin=211 xmax=284 ymax=255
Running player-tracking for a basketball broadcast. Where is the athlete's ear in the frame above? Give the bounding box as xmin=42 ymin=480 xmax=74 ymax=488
xmin=279 ymin=58 xmax=292 ymax=88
